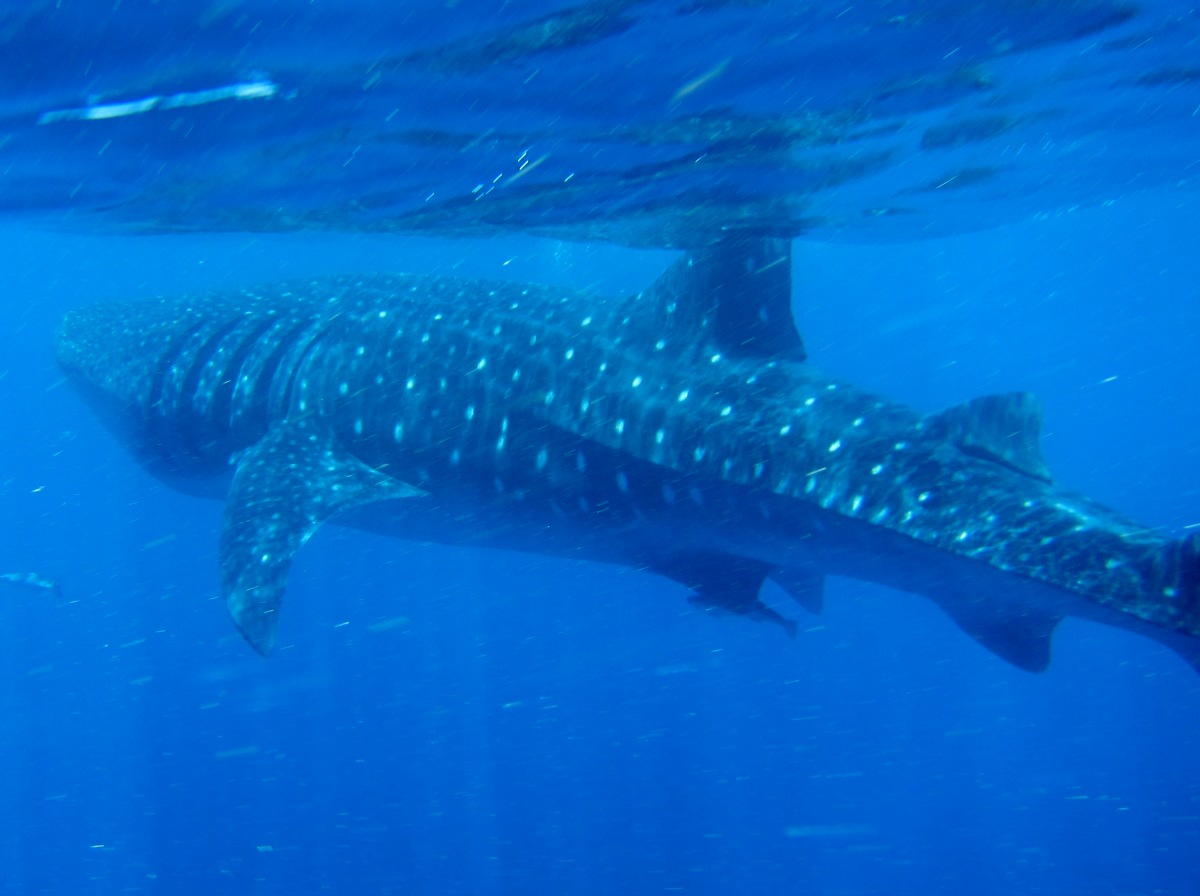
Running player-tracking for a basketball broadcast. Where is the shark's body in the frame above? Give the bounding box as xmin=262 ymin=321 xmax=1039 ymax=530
xmin=56 ymin=239 xmax=1200 ymax=670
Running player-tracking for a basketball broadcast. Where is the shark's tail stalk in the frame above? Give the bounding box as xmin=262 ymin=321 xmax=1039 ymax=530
xmin=1179 ymin=532 xmax=1200 ymax=631
xmin=1139 ymin=532 xmax=1200 ymax=675
xmin=1143 ymin=531 xmax=1200 ymax=635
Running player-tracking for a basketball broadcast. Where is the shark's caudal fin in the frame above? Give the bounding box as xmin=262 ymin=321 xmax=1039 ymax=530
xmin=926 ymin=392 xmax=1051 ymax=482
xmin=221 ymin=417 xmax=424 ymax=656
xmin=640 ymin=236 xmax=806 ymax=362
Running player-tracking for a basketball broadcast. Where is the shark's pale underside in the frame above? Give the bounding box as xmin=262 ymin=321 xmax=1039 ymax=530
xmin=56 ymin=239 xmax=1200 ymax=671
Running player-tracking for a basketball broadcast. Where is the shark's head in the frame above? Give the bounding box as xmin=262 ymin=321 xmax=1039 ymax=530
xmin=56 ymin=301 xmax=175 ymax=471
xmin=56 ymin=296 xmax=279 ymax=491
xmin=56 ymin=301 xmax=158 ymax=414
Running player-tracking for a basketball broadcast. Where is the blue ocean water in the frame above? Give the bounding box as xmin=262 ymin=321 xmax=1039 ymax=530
xmin=1 ymin=3 xmax=1199 ymax=895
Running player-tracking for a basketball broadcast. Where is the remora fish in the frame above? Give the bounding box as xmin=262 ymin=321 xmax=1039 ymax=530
xmin=55 ymin=238 xmax=1200 ymax=671
xmin=0 ymin=572 xmax=61 ymax=597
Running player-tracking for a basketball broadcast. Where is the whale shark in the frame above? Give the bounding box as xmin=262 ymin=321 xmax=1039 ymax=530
xmin=55 ymin=238 xmax=1200 ymax=671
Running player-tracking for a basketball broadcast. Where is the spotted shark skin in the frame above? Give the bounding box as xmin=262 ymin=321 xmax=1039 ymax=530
xmin=56 ymin=239 xmax=1200 ymax=671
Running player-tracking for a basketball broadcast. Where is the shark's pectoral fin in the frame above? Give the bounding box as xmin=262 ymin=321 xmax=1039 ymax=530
xmin=926 ymin=392 xmax=1051 ymax=483
xmin=650 ymin=553 xmax=799 ymax=638
xmin=933 ymin=596 xmax=1062 ymax=672
xmin=770 ymin=567 xmax=825 ymax=615
xmin=220 ymin=417 xmax=424 ymax=656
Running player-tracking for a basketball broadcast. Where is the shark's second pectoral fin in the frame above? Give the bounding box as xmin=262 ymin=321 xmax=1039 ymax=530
xmin=650 ymin=553 xmax=799 ymax=638
xmin=220 ymin=417 xmax=424 ymax=656
xmin=933 ymin=595 xmax=1063 ymax=672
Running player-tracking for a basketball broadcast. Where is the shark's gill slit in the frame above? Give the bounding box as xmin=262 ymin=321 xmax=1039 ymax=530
xmin=147 ymin=318 xmax=236 ymax=468
xmin=276 ymin=319 xmax=339 ymax=419
xmin=226 ymin=315 xmax=321 ymax=437
xmin=206 ymin=316 xmax=280 ymax=432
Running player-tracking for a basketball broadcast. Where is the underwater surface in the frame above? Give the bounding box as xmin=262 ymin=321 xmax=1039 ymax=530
xmin=4 ymin=0 xmax=1200 ymax=244
xmin=1 ymin=2 xmax=1199 ymax=894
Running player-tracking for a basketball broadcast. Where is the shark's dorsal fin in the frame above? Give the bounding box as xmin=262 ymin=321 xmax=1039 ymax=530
xmin=641 ymin=236 xmax=805 ymax=362
xmin=221 ymin=417 xmax=424 ymax=656
xmin=926 ymin=392 xmax=1051 ymax=483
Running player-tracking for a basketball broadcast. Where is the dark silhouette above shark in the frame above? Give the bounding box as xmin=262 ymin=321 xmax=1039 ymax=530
xmin=56 ymin=238 xmax=1200 ymax=672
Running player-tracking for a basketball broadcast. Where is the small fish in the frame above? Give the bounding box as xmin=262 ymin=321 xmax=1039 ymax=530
xmin=0 ymin=572 xmax=61 ymax=597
